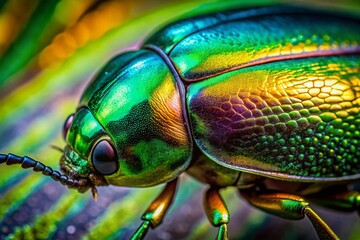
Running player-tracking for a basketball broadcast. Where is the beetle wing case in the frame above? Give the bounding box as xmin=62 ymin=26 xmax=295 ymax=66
xmin=145 ymin=6 xmax=360 ymax=182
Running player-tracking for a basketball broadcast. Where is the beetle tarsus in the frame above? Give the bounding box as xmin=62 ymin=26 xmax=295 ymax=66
xmin=304 ymin=207 xmax=339 ymax=240
xmin=130 ymin=220 xmax=151 ymax=240
xmin=217 ymin=224 xmax=228 ymax=240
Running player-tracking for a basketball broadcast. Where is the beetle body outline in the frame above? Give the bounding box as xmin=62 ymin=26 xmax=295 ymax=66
xmin=1 ymin=5 xmax=360 ymax=239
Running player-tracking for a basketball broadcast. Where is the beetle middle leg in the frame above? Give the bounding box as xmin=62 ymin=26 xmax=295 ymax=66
xmin=239 ymin=188 xmax=339 ymax=240
xmin=130 ymin=179 xmax=178 ymax=240
xmin=203 ymin=187 xmax=230 ymax=240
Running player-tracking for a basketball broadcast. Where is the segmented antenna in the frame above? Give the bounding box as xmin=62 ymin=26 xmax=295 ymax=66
xmin=0 ymin=153 xmax=90 ymax=190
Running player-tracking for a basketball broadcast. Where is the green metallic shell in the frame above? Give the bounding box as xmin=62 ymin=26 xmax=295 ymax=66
xmin=146 ymin=6 xmax=360 ymax=181
xmin=146 ymin=6 xmax=360 ymax=80
xmin=187 ymin=55 xmax=360 ymax=181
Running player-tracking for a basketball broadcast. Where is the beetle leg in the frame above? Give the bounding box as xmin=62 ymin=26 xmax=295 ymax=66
xmin=306 ymin=188 xmax=360 ymax=213
xmin=204 ymin=187 xmax=230 ymax=240
xmin=239 ymin=189 xmax=339 ymax=240
xmin=130 ymin=179 xmax=177 ymax=240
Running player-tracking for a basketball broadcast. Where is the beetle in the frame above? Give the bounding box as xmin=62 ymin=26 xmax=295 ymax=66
xmin=1 ymin=5 xmax=360 ymax=240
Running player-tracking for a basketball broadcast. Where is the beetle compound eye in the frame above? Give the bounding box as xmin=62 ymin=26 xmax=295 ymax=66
xmin=63 ymin=114 xmax=74 ymax=140
xmin=91 ymin=140 xmax=119 ymax=175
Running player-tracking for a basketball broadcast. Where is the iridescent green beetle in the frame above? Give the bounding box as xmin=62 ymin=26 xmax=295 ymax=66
xmin=1 ymin=5 xmax=360 ymax=239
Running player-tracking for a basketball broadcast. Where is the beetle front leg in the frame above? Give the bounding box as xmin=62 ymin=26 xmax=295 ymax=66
xmin=204 ymin=187 xmax=230 ymax=240
xmin=239 ymin=188 xmax=339 ymax=240
xmin=130 ymin=179 xmax=178 ymax=240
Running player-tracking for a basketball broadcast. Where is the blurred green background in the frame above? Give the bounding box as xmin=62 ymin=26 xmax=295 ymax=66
xmin=0 ymin=0 xmax=360 ymax=239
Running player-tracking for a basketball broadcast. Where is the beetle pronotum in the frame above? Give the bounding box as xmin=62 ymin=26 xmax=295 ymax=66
xmin=1 ymin=5 xmax=360 ymax=240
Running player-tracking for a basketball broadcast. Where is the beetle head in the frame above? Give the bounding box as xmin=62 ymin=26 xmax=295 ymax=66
xmin=61 ymin=50 xmax=192 ymax=189
xmin=61 ymin=107 xmax=112 ymax=189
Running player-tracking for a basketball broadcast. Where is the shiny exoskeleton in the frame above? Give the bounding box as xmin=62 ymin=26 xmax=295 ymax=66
xmin=1 ymin=5 xmax=360 ymax=240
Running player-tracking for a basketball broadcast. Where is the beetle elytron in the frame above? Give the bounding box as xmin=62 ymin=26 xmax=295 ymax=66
xmin=1 ymin=5 xmax=360 ymax=239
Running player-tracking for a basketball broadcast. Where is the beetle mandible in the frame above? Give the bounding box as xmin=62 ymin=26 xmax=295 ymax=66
xmin=1 ymin=5 xmax=360 ymax=240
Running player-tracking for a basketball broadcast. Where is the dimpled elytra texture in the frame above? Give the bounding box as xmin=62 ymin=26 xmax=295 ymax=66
xmin=187 ymin=55 xmax=360 ymax=179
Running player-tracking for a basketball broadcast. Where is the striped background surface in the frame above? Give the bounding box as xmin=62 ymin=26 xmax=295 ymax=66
xmin=0 ymin=0 xmax=360 ymax=239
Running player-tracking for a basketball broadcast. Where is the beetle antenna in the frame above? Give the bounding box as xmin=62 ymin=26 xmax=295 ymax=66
xmin=0 ymin=153 xmax=92 ymax=191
